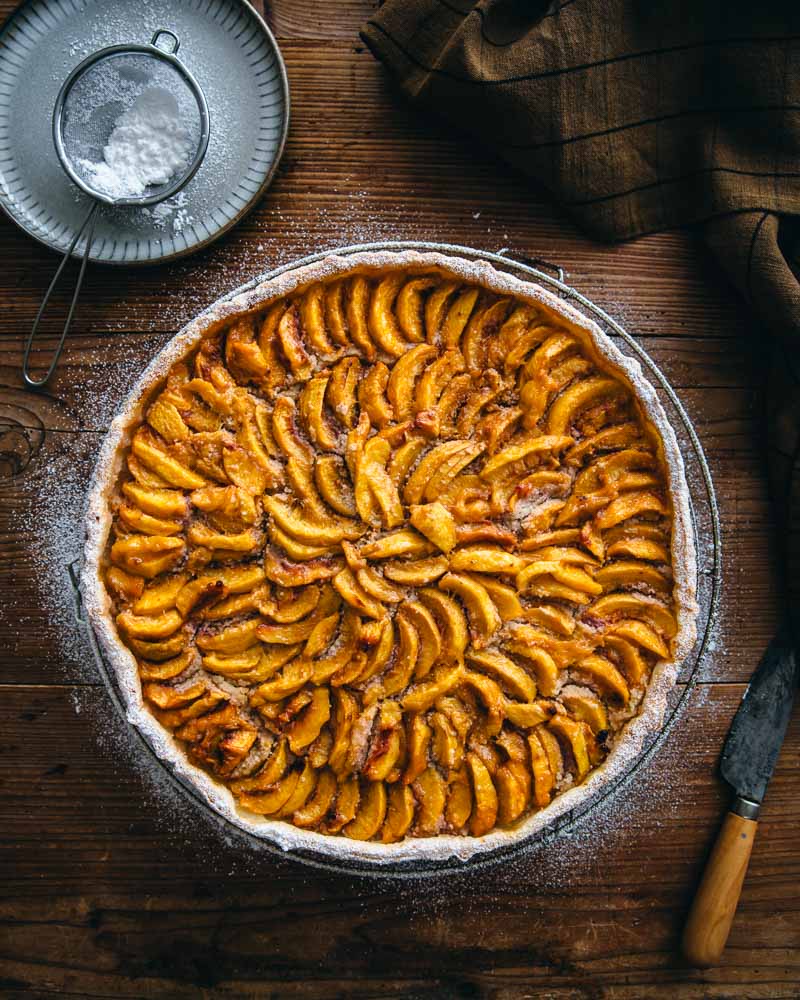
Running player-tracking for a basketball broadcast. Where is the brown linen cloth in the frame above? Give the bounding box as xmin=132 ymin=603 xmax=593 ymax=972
xmin=362 ymin=0 xmax=800 ymax=642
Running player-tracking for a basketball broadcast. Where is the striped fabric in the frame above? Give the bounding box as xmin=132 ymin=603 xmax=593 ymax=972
xmin=362 ymin=0 xmax=800 ymax=642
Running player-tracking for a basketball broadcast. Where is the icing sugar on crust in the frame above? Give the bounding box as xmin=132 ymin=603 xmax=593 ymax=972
xmin=82 ymin=249 xmax=698 ymax=865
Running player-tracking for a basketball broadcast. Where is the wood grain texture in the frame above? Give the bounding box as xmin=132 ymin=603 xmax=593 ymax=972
xmin=1 ymin=684 xmax=798 ymax=998
xmin=0 ymin=0 xmax=797 ymax=996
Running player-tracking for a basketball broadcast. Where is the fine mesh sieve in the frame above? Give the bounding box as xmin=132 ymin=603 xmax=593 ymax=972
xmin=23 ymin=30 xmax=210 ymax=387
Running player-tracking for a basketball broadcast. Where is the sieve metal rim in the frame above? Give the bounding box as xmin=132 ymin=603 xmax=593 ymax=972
xmin=52 ymin=31 xmax=211 ymax=208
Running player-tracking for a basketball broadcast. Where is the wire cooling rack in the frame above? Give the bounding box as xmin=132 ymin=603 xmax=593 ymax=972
xmin=69 ymin=241 xmax=722 ymax=879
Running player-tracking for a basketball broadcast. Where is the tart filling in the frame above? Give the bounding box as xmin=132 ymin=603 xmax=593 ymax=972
xmin=83 ymin=250 xmax=697 ymax=862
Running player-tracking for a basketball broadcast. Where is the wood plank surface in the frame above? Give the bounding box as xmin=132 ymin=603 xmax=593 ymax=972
xmin=1 ymin=684 xmax=798 ymax=998
xmin=0 ymin=0 xmax=797 ymax=997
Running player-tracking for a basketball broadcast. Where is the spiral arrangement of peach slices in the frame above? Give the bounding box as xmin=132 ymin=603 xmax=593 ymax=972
xmin=105 ymin=266 xmax=676 ymax=842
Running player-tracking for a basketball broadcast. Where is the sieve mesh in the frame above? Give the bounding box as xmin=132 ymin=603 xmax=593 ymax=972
xmin=57 ymin=49 xmax=205 ymax=206
xmin=23 ymin=32 xmax=211 ymax=387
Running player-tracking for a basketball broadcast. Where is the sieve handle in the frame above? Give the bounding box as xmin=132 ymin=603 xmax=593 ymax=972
xmin=23 ymin=201 xmax=100 ymax=388
xmin=151 ymin=29 xmax=180 ymax=55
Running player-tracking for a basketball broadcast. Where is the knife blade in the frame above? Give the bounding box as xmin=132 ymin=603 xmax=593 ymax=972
xmin=683 ymin=624 xmax=798 ymax=966
xmin=720 ymin=623 xmax=798 ymax=808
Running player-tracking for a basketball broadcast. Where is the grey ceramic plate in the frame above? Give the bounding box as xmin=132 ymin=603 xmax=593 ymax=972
xmin=0 ymin=0 xmax=289 ymax=265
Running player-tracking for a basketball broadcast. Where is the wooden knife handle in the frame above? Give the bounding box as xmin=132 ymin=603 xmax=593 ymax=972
xmin=682 ymin=802 xmax=758 ymax=967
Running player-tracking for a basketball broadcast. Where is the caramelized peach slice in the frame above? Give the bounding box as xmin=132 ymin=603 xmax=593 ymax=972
xmin=547 ymin=376 xmax=624 ymax=435
xmin=574 ymin=654 xmax=630 ymax=706
xmin=363 ymin=701 xmax=404 ymax=781
xmin=439 ymin=572 xmax=501 ymax=647
xmin=404 ymin=440 xmax=468 ymax=505
xmin=344 ymin=781 xmax=387 ymax=840
xmin=197 ymin=617 xmax=262 ymax=654
xmin=594 ymin=560 xmax=670 ymax=594
xmin=402 ymin=663 xmax=463 ymax=714
xmin=362 ymin=436 xmax=404 ymax=528
xmin=528 ymin=732 xmax=555 ymax=808
xmin=584 ymin=593 xmax=676 ymax=637
xmin=138 ymin=649 xmax=193 ymax=682
xmin=606 ymin=618 xmax=669 ymax=658
xmin=503 ymin=700 xmax=553 ymax=728
xmin=361 ymin=529 xmax=433 ymax=561
xmin=593 ymin=491 xmax=667 ymax=530
xmin=293 ymin=768 xmax=337 ymax=829
xmin=479 ymin=434 xmax=573 ymax=482
xmin=132 ymin=573 xmax=189 ymax=616
xmin=372 ymin=613 xmax=415 ymax=697
xmin=416 ymin=350 xmax=465 ymax=412
xmin=359 ymin=361 xmax=393 ymax=427
xmin=117 ymin=609 xmax=183 ymax=640
xmin=323 ymin=279 xmax=350 ymax=347
xmin=418 ymin=589 xmax=469 ymax=660
xmin=387 ymin=343 xmax=437 ymax=421
xmin=274 ymin=761 xmax=318 ymax=818
xmin=561 ymin=690 xmax=608 ymax=734
xmin=297 ymin=375 xmax=337 ymax=452
xmin=368 ymin=274 xmax=408 ymax=357
xmin=409 ymin=502 xmax=457 ymax=554
xmin=147 ymin=397 xmax=191 ymax=442
xmin=276 ymin=304 xmax=312 ymax=379
xmin=326 ymin=776 xmax=360 ymax=833
xmin=445 ymin=767 xmax=473 ymax=831
xmin=382 ymin=783 xmax=416 ymax=842
xmin=106 ymin=566 xmax=145 ymax=603
xmin=496 ymin=759 xmax=530 ymax=826
xmin=466 ymin=649 xmax=536 ymax=702
xmin=502 ymin=642 xmax=559 ymax=698
xmin=413 ymin=766 xmax=447 ymax=836
xmin=110 ymin=535 xmax=185 ymax=578
xmin=464 ymin=574 xmax=522 ymax=622
xmin=430 ymin=710 xmax=463 ymax=771
xmin=383 ymin=555 xmax=449 ymax=587
xmin=314 ymin=455 xmax=357 ymax=517
xmin=131 ymin=431 xmax=205 ymax=489
xmin=126 ymin=629 xmax=189 ymax=663
xmin=467 ymin=752 xmax=498 ymax=836
xmin=402 ymin=714 xmax=432 ymax=786
xmin=345 ymin=276 xmax=376 ymax=359
xmin=333 ymin=568 xmax=386 ymax=621
xmin=399 ymin=599 xmax=441 ymax=679
xmin=251 ymin=660 xmax=314 ymax=704
xmin=264 ymin=496 xmax=363 ymax=546
xmin=326 ymin=356 xmax=360 ymax=428
xmin=237 ymin=768 xmax=302 ymax=816
xmin=449 ymin=546 xmax=526 ymax=575
xmin=328 ymin=688 xmax=359 ymax=777
xmin=548 ymin=715 xmax=590 ymax=781
xmin=299 ymin=283 xmax=337 ymax=359
xmin=122 ymin=482 xmax=188 ymax=519
xmin=287 ymin=687 xmax=331 ymax=753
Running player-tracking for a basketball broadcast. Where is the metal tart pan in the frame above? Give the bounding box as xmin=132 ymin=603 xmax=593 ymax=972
xmin=71 ymin=241 xmax=721 ymax=878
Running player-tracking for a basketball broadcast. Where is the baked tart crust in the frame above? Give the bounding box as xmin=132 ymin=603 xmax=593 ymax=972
xmin=82 ymin=250 xmax=697 ymax=864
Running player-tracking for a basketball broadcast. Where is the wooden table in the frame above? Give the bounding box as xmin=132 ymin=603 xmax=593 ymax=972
xmin=1 ymin=2 xmax=798 ymax=996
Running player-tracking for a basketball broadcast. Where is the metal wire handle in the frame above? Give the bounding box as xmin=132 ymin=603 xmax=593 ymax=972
xmin=22 ymin=201 xmax=100 ymax=388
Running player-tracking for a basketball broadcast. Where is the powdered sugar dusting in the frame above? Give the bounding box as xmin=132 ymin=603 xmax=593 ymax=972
xmin=12 ymin=334 xmax=168 ymax=680
xmin=77 ymin=87 xmax=194 ymax=199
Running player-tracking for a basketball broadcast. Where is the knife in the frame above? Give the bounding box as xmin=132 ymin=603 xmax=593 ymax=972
xmin=682 ymin=625 xmax=798 ymax=966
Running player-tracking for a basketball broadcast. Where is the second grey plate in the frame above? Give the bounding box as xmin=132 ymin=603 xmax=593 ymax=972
xmin=0 ymin=0 xmax=289 ymax=265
